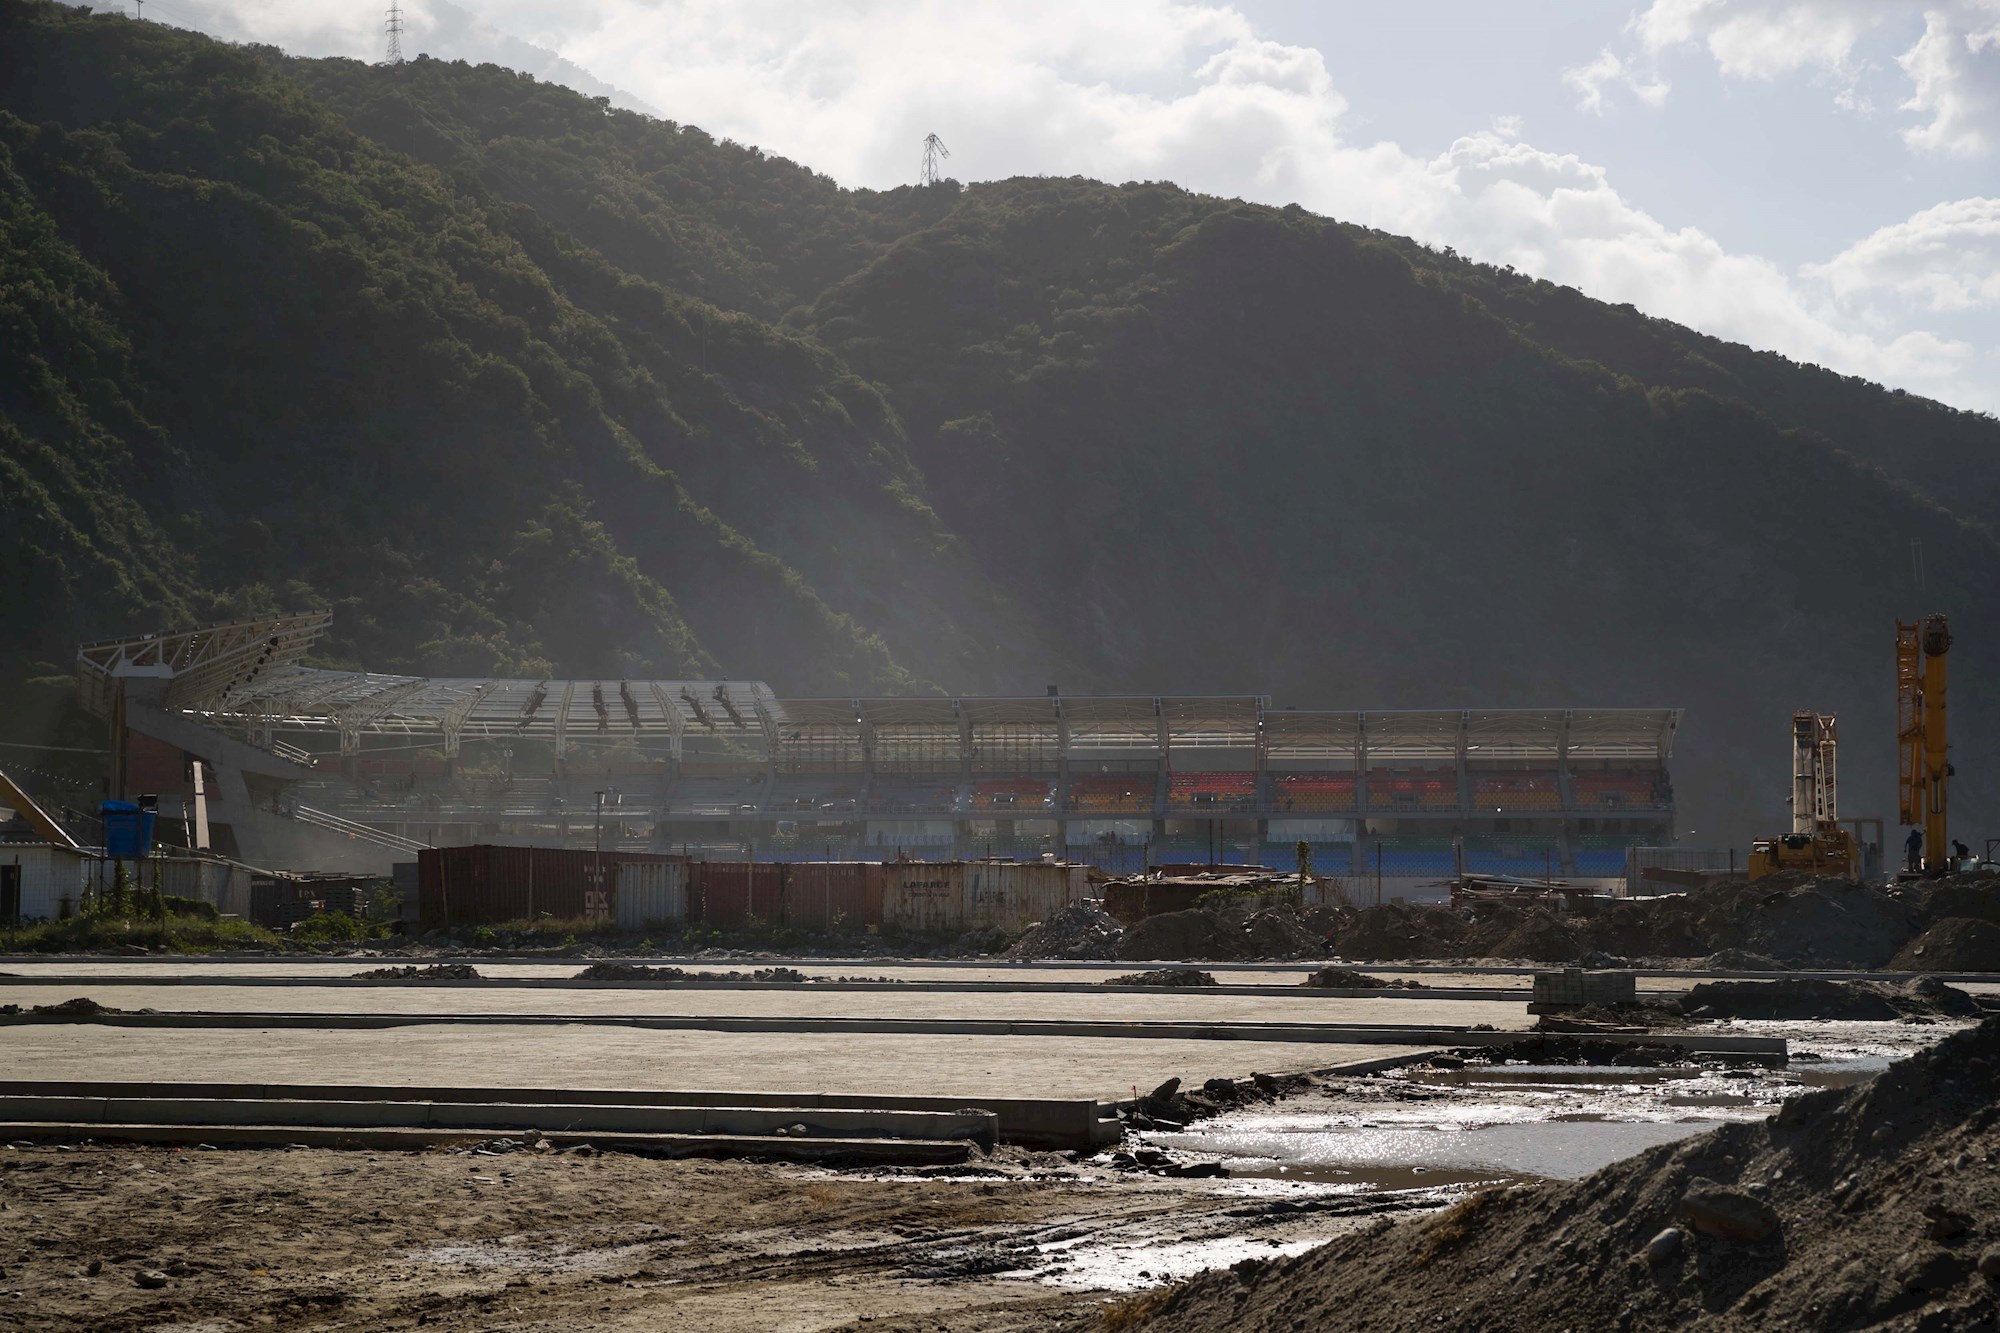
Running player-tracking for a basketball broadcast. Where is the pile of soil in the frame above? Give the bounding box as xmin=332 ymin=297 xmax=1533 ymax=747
xmin=1335 ymin=903 xmax=1473 ymax=960
xmin=1678 ymin=977 xmax=1983 ymax=1021
xmin=353 ymin=963 xmax=481 ymax=981
xmin=1239 ymin=907 xmax=1324 ymax=959
xmin=574 ymin=962 xmax=665 ymax=981
xmin=10 ymin=997 xmax=118 ymax=1020
xmin=573 ymin=964 xmax=815 ymax=985
xmin=1698 ymin=876 xmax=1921 ymax=968
xmin=1005 ymin=903 xmax=1124 ymax=960
xmin=1139 ymin=1015 xmax=2000 ymax=1332
xmin=1103 ymin=967 xmax=1217 ymax=987
xmin=1908 ymin=876 xmax=2000 ymax=928
xmin=1301 ymin=966 xmax=1391 ymax=989
xmin=1484 ymin=908 xmax=1588 ymax=964
xmin=1117 ymin=909 xmax=1254 ymax=961
xmin=1891 ymin=917 xmax=2000 ymax=971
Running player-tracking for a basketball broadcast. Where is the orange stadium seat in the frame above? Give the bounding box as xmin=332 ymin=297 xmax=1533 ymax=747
xmin=1066 ymin=775 xmax=1156 ymax=814
xmin=1270 ymin=774 xmax=1357 ymax=812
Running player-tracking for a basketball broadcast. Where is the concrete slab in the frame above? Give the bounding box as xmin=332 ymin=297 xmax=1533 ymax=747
xmin=0 ymin=1025 xmax=1438 ymax=1105
xmin=0 ymin=984 xmax=1535 ymax=1030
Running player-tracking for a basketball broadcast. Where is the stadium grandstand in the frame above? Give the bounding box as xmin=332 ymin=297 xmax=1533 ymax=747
xmin=71 ymin=615 xmax=1679 ymax=886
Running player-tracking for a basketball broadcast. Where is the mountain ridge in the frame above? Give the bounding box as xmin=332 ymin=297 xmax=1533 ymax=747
xmin=3 ymin=0 xmax=1995 ymax=844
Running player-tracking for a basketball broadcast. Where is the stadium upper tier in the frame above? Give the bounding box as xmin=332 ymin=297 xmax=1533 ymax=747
xmin=78 ymin=615 xmax=1679 ymax=793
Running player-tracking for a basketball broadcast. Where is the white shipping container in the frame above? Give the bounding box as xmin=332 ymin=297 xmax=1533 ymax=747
xmin=881 ymin=860 xmax=1086 ymax=934
xmin=616 ymin=858 xmax=689 ymax=928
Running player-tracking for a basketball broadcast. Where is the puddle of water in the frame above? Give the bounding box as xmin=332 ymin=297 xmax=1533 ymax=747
xmin=1152 ymin=1116 xmax=1718 ymax=1183
xmin=1019 ymin=1233 xmax=1326 ymax=1291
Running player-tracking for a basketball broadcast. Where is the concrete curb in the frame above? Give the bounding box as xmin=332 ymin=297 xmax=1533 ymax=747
xmin=0 ymin=1121 xmax=976 ymax=1162
xmin=0 ymin=1009 xmax=1787 ymax=1062
xmin=0 ymin=1081 xmax=1114 ymax=1150
xmin=0 ymin=1095 xmax=997 ymax=1147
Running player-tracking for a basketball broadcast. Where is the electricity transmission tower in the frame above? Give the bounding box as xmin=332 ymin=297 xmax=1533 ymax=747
xmin=384 ymin=1 xmax=405 ymax=65
xmin=920 ymin=133 xmax=950 ymax=186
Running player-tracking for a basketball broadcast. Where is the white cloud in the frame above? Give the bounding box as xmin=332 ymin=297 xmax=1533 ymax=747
xmin=1900 ymin=6 xmax=2000 ymax=154
xmin=1632 ymin=0 xmax=2000 ymax=153
xmin=1808 ymin=197 xmax=2000 ymax=310
xmin=1563 ymin=49 xmax=1670 ymax=114
xmin=122 ymin=0 xmax=2000 ymax=413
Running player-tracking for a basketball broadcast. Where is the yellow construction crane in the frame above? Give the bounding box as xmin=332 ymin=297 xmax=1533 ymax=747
xmin=1897 ymin=614 xmax=1951 ymax=874
xmin=1748 ymin=712 xmax=1857 ymax=880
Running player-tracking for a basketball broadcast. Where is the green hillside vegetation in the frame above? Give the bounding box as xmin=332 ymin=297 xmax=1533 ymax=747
xmin=2 ymin=0 xmax=1996 ymax=842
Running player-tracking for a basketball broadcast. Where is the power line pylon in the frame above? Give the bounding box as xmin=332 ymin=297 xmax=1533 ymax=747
xmin=920 ymin=133 xmax=950 ymax=187
xmin=384 ymin=1 xmax=405 ymax=65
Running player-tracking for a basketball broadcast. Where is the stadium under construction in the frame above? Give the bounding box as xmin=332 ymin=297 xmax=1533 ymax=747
xmin=72 ymin=613 xmax=1679 ymax=889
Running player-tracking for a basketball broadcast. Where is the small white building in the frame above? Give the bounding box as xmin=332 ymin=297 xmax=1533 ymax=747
xmin=0 ymin=844 xmax=262 ymax=923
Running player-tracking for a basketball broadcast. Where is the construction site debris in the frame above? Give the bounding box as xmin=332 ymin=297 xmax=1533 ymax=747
xmin=1103 ymin=968 xmax=1217 ymax=987
xmin=1678 ymin=977 xmax=1983 ymax=1021
xmin=1451 ymin=1033 xmax=1690 ymax=1066
xmin=1114 ymin=906 xmax=1329 ymax=961
xmin=1140 ymin=1015 xmax=2000 ymax=1333
xmin=1300 ymin=967 xmax=1393 ymax=989
xmin=1333 ymin=903 xmax=1473 ymax=960
xmin=1890 ymin=917 xmax=2000 ymax=971
xmin=1531 ymin=968 xmax=1636 ymax=1008
xmin=7 ymin=997 xmax=119 ymax=1020
xmin=352 ymin=963 xmax=482 ymax=981
xmin=1005 ymin=903 xmax=1124 ymax=960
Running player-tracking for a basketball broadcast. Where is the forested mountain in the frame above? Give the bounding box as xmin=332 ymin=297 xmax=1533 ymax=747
xmin=4 ymin=0 xmax=1996 ymax=842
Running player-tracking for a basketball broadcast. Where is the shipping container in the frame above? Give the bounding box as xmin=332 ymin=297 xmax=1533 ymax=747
xmin=614 ymin=858 xmax=688 ymax=929
xmin=777 ymin=860 xmax=881 ymax=931
xmin=417 ymin=845 xmax=685 ymax=929
xmin=688 ymin=859 xmax=788 ymax=927
xmin=879 ymin=859 xmax=1086 ymax=934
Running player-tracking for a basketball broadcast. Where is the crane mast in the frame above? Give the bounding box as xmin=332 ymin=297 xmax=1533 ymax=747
xmin=1897 ymin=615 xmax=1951 ymax=872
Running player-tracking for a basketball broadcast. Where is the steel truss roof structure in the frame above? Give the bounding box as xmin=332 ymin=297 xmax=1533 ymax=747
xmin=77 ymin=616 xmax=1680 ymax=766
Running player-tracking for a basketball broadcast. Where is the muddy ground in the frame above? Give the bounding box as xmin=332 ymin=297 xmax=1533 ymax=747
xmin=2 ymin=1021 xmax=1960 ymax=1332
xmin=0 ymin=1136 xmax=1412 ymax=1333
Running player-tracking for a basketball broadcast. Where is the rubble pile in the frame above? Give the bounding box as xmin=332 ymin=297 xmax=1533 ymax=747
xmin=1300 ymin=966 xmax=1393 ymax=989
xmin=1332 ymin=903 xmax=1474 ymax=960
xmin=1891 ymin=918 xmax=2000 ymax=971
xmin=1103 ymin=967 xmax=1218 ymax=987
xmin=1139 ymin=1015 xmax=2000 ymax=1332
xmin=1678 ymin=976 xmax=1984 ymax=1021
xmin=1005 ymin=903 xmax=1124 ymax=960
xmin=353 ymin=963 xmax=481 ymax=981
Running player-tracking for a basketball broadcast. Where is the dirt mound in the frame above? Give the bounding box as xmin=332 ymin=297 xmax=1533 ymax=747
xmin=574 ymin=962 xmax=665 ymax=981
xmin=18 ymin=997 xmax=117 ymax=1020
xmin=1104 ymin=967 xmax=1217 ymax=987
xmin=1335 ymin=903 xmax=1472 ymax=960
xmin=1301 ymin=966 xmax=1390 ymax=989
xmin=1697 ymin=875 xmax=1920 ymax=968
xmin=1138 ymin=1015 xmax=2000 ymax=1332
xmin=1116 ymin=909 xmax=1253 ymax=961
xmin=1005 ymin=903 xmax=1124 ymax=960
xmin=1484 ymin=908 xmax=1588 ymax=963
xmin=1890 ymin=917 xmax=2000 ymax=972
xmin=1239 ymin=907 xmax=1325 ymax=959
xmin=1679 ymin=977 xmax=1981 ymax=1020
xmin=1583 ymin=894 xmax=1713 ymax=959
xmin=353 ymin=963 xmax=482 ymax=981
xmin=1910 ymin=877 xmax=2000 ymax=929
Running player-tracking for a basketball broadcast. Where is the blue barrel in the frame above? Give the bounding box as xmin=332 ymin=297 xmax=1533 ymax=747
xmin=100 ymin=801 xmax=157 ymax=859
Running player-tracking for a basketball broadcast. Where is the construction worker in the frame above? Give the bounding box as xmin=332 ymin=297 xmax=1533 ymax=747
xmin=1906 ymin=826 xmax=1924 ymax=873
xmin=1954 ymin=839 xmax=1971 ymax=868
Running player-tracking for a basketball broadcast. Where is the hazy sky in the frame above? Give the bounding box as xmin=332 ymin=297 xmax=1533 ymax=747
xmin=111 ymin=0 xmax=2000 ymax=414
